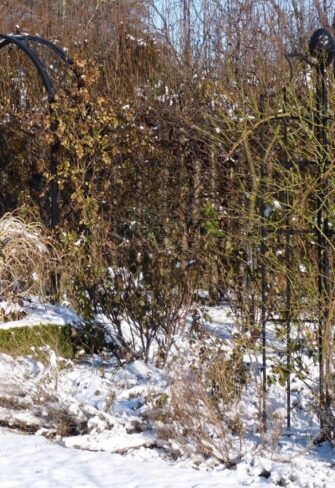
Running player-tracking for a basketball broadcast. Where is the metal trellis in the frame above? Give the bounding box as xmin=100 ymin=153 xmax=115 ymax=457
xmin=259 ymin=28 xmax=335 ymax=432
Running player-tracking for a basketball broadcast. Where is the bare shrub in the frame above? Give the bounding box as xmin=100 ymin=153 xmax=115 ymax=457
xmin=158 ymin=348 xmax=247 ymax=466
xmin=99 ymin=239 xmax=198 ymax=365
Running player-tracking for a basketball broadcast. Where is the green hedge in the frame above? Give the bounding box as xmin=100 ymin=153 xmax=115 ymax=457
xmin=0 ymin=324 xmax=74 ymax=358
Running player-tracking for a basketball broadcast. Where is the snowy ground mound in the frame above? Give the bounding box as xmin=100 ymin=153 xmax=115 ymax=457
xmin=0 ymin=298 xmax=83 ymax=330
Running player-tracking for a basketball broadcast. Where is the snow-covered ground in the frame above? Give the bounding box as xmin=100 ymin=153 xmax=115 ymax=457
xmin=0 ymin=429 xmax=242 ymax=488
xmin=1 ymin=304 xmax=335 ymax=487
xmin=1 ymin=429 xmax=335 ymax=487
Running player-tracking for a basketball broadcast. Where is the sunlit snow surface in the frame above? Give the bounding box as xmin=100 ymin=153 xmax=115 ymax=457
xmin=1 ymin=429 xmax=335 ymax=488
xmin=0 ymin=430 xmax=233 ymax=488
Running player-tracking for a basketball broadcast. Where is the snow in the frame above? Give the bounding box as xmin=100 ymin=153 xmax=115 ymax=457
xmin=0 ymin=430 xmax=239 ymax=488
xmin=1 ymin=429 xmax=335 ymax=487
xmin=0 ymin=298 xmax=82 ymax=330
xmin=1 ymin=304 xmax=335 ymax=487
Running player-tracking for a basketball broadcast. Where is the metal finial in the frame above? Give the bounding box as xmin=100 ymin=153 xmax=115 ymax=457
xmin=309 ymin=28 xmax=335 ymax=66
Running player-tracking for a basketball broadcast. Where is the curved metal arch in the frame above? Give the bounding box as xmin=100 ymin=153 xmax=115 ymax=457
xmin=0 ymin=33 xmax=74 ymax=227
xmin=16 ymin=35 xmax=73 ymax=65
xmin=0 ymin=35 xmax=73 ymax=73
xmin=0 ymin=34 xmax=80 ymax=228
xmin=0 ymin=34 xmax=55 ymax=102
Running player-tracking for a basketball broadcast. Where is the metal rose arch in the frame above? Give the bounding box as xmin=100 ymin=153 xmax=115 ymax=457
xmin=258 ymin=27 xmax=335 ymax=433
xmin=0 ymin=33 xmax=74 ymax=227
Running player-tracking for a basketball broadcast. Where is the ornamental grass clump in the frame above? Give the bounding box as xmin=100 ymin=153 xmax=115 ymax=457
xmin=0 ymin=212 xmax=54 ymax=300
